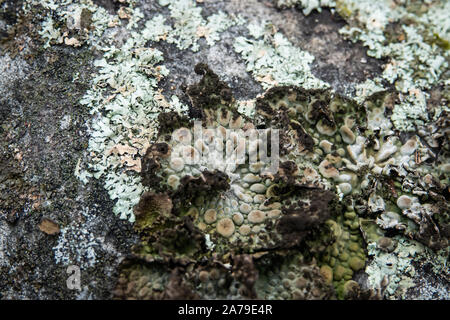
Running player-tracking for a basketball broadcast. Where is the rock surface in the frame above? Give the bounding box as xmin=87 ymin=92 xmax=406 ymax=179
xmin=0 ymin=0 xmax=448 ymax=300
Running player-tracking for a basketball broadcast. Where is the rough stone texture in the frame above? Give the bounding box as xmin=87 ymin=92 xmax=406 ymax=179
xmin=0 ymin=1 xmax=138 ymax=299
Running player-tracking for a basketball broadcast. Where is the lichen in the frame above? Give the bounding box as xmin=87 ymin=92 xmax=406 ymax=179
xmin=272 ymin=0 xmax=336 ymax=15
xmin=122 ymin=65 xmax=448 ymax=298
xmin=29 ymin=0 xmax=244 ymax=223
xmin=28 ymin=0 xmax=115 ymax=49
xmin=78 ymin=40 xmax=175 ymax=221
xmin=254 ymin=252 xmax=335 ymax=299
xmin=157 ymin=0 xmax=243 ymax=51
xmin=234 ymin=21 xmax=329 ymax=89
xmin=365 ymin=237 xmax=449 ymax=299
xmin=312 ymin=210 xmax=366 ymax=299
xmin=336 ymin=0 xmax=449 ymax=131
xmin=53 ymin=209 xmax=104 ymax=268
xmin=23 ymin=0 xmax=449 ymax=300
xmin=391 ymin=89 xmax=428 ymax=131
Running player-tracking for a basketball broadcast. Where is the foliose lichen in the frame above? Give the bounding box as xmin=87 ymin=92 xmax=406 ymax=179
xmin=234 ymin=21 xmax=329 ymax=89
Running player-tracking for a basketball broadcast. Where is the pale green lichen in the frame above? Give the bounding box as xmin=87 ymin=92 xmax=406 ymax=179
xmin=79 ymin=39 xmax=187 ymax=221
xmin=159 ymin=0 xmax=204 ymax=51
xmin=27 ymin=1 xmax=158 ymax=223
xmin=415 ymin=0 xmax=450 ymax=47
xmin=141 ymin=14 xmax=172 ymax=42
xmin=391 ymin=89 xmax=428 ymax=131
xmin=30 ymin=0 xmax=243 ymax=223
xmin=273 ymin=0 xmax=336 ymax=15
xmin=158 ymin=0 xmax=242 ymax=51
xmin=234 ymin=21 xmax=329 ymax=89
xmin=74 ymin=1 xmax=243 ymax=221
xmin=338 ymin=1 xmax=448 ymax=92
xmin=336 ymin=0 xmax=449 ymax=131
xmin=30 ymin=0 xmax=116 ymax=49
xmin=39 ymin=16 xmax=62 ymax=48
xmin=24 ymin=0 xmax=72 ymax=11
xmin=366 ymin=237 xmax=449 ymax=299
xmin=354 ymin=79 xmax=385 ymax=103
xmin=125 ymin=7 xmax=144 ymax=30
xmin=236 ymin=100 xmax=256 ymax=118
xmin=204 ymin=11 xmax=242 ymax=46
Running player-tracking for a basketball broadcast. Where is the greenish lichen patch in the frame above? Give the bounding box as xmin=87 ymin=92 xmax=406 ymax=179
xmin=391 ymin=89 xmax=428 ymax=131
xmin=25 ymin=0 xmax=115 ymax=49
xmin=157 ymin=0 xmax=244 ymax=51
xmin=335 ymin=0 xmax=449 ymax=131
xmin=365 ymin=237 xmax=449 ymax=299
xmin=269 ymin=0 xmax=448 ymax=133
xmin=272 ymin=0 xmax=336 ymax=15
xmin=234 ymin=21 xmax=329 ymax=89
xmin=78 ymin=34 xmax=185 ymax=221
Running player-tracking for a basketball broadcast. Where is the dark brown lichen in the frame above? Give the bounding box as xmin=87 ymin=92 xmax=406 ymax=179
xmin=276 ymin=189 xmax=335 ymax=248
xmin=185 ymin=63 xmax=234 ymax=117
xmin=157 ymin=111 xmax=192 ymax=139
xmin=171 ymin=170 xmax=230 ymax=210
xmin=132 ymin=192 xmax=206 ymax=263
xmin=163 ymin=268 xmax=200 ymax=300
xmin=140 ymin=142 xmax=171 ymax=190
xmin=231 ymin=254 xmax=258 ymax=298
